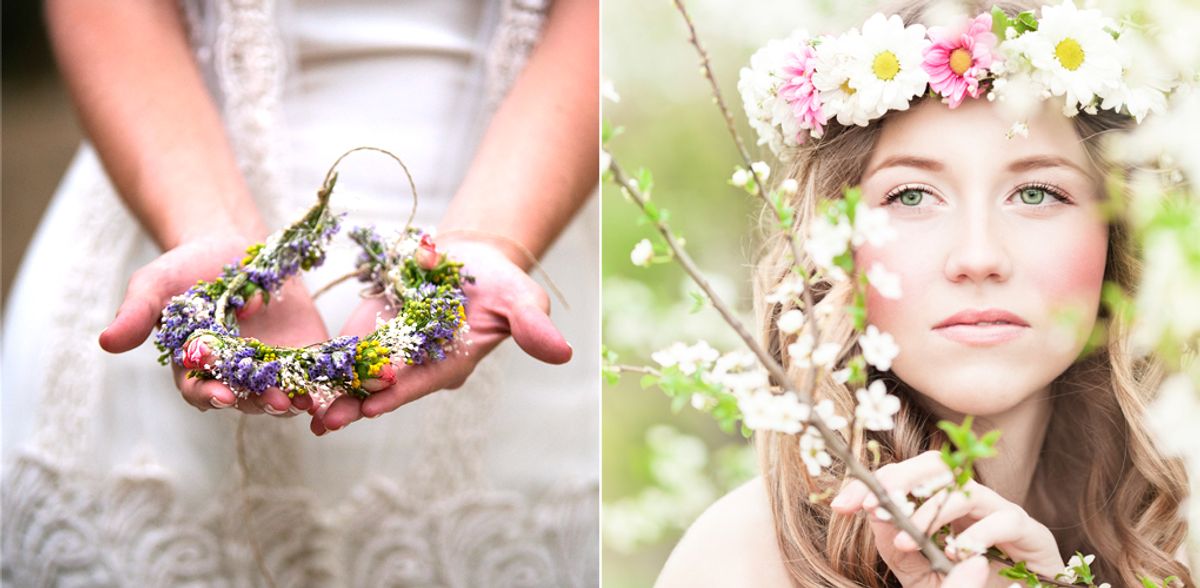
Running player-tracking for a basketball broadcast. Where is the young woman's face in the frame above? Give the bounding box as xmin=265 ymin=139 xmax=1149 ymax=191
xmin=855 ymin=98 xmax=1109 ymax=417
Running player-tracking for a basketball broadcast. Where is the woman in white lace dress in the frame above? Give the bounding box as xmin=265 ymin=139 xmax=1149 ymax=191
xmin=1 ymin=0 xmax=598 ymax=586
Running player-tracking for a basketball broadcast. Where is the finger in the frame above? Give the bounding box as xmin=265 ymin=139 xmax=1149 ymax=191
xmin=508 ymin=301 xmax=572 ymax=364
xmin=862 ymin=451 xmax=949 ymax=510
xmin=291 ymin=392 xmax=314 ymax=412
xmin=101 ymin=271 xmax=171 ymax=353
xmin=320 ymin=395 xmax=363 ymax=431
xmin=235 ymin=290 xmax=264 ymax=320
xmin=310 ymin=404 xmax=329 ymax=436
xmin=893 ymin=489 xmax=972 ymax=552
xmin=941 ymin=556 xmax=991 ymax=587
xmin=339 ymin=298 xmax=392 ymax=338
xmin=255 ymin=387 xmax=292 ymax=417
xmin=360 ymin=356 xmax=476 ymax=418
xmin=175 ymin=367 xmax=238 ymax=410
xmin=830 ymin=479 xmax=872 ymax=514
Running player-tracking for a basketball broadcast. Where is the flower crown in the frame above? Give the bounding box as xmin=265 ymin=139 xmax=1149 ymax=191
xmin=154 ymin=154 xmax=471 ymax=407
xmin=739 ymin=0 xmax=1184 ymax=159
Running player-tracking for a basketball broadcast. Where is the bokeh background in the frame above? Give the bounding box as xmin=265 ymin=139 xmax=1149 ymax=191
xmin=601 ymin=1 xmax=869 ymax=586
xmin=2 ymin=2 xmax=83 ymax=304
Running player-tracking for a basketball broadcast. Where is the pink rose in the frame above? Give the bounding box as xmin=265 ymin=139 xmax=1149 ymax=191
xmin=361 ymin=363 xmax=396 ymax=393
xmin=415 ymin=234 xmax=440 ymax=270
xmin=181 ymin=334 xmax=219 ymax=370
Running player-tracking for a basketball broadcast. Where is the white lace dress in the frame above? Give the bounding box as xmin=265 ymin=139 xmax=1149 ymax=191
xmin=1 ymin=1 xmax=598 ymax=586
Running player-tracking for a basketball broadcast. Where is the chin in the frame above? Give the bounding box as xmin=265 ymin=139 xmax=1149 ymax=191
xmin=890 ymin=360 xmax=1049 ymax=418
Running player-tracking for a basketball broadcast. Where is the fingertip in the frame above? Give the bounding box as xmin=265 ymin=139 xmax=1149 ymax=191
xmin=321 ymin=396 xmax=361 ymax=431
xmin=510 ymin=303 xmax=571 ymax=365
xmin=291 ymin=393 xmax=313 ymax=411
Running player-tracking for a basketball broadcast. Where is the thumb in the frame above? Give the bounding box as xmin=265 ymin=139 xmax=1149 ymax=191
xmin=100 ymin=277 xmax=166 ymax=353
xmin=508 ymin=301 xmax=572 ymax=365
xmin=942 ymin=556 xmax=991 ymax=587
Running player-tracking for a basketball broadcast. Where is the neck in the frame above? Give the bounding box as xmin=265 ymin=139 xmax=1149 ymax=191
xmin=971 ymin=388 xmax=1054 ymax=508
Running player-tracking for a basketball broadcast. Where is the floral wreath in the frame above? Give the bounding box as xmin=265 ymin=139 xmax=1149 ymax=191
xmin=739 ymin=0 xmax=1187 ymax=159
xmin=153 ymin=148 xmax=471 ymax=407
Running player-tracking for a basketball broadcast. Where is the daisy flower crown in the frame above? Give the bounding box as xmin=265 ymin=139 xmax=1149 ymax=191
xmin=739 ymin=0 xmax=1186 ymax=160
xmin=153 ymin=149 xmax=471 ymax=406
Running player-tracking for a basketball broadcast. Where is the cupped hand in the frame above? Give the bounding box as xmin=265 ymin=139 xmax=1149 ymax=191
xmin=99 ymin=233 xmax=329 ymax=416
xmin=829 ymin=450 xmax=1064 ymax=588
xmin=311 ymin=239 xmax=572 ymax=435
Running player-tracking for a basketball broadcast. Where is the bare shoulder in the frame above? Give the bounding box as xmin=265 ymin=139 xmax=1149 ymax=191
xmin=654 ymin=476 xmax=793 ymax=588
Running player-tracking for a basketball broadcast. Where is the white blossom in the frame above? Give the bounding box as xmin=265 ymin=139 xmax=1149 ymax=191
xmin=871 ymin=489 xmax=915 ymax=521
xmin=766 ymin=275 xmax=806 ymax=304
xmin=805 ymin=215 xmax=853 ymax=276
xmin=777 ymin=309 xmax=806 ymax=334
xmin=799 ymin=428 xmax=832 ymax=475
xmin=602 ymin=78 xmax=621 ymax=103
xmin=852 ymin=202 xmax=898 ymax=247
xmin=740 ymin=390 xmax=810 ymax=434
xmin=866 ymin=262 xmax=902 ymax=300
xmin=730 ymin=168 xmax=750 ymax=186
xmin=787 ymin=334 xmax=840 ymax=370
xmin=1060 ymin=553 xmax=1097 ymax=583
xmin=911 ymin=470 xmax=955 ymax=499
xmin=751 ymin=161 xmax=771 ymax=181
xmin=945 ymin=534 xmax=985 ymax=559
xmin=651 ymin=341 xmax=720 ymax=375
xmin=860 ymin=325 xmax=900 ymax=372
xmin=812 ymin=398 xmax=849 ymax=431
xmin=630 ymin=239 xmax=654 ymax=267
xmin=779 ymin=178 xmax=799 ymax=196
xmin=854 ymin=380 xmax=901 ymax=431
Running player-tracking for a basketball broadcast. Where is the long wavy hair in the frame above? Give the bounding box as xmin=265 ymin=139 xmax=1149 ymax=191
xmin=752 ymin=2 xmax=1191 ymax=586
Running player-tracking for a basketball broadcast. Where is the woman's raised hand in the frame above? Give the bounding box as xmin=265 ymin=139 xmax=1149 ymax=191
xmin=830 ymin=450 xmax=1064 ymax=588
xmin=99 ymin=233 xmax=329 ymax=416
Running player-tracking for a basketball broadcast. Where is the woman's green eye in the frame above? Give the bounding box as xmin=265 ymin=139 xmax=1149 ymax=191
xmin=897 ymin=190 xmax=923 ymax=206
xmin=1019 ymin=187 xmax=1047 ymax=205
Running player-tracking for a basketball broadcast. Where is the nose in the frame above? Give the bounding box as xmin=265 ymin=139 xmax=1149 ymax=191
xmin=943 ymin=205 xmax=1012 ymax=285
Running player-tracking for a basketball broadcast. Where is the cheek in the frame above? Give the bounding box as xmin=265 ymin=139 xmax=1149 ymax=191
xmin=1020 ymin=220 xmax=1108 ymax=305
xmin=854 ymin=238 xmax=941 ymax=328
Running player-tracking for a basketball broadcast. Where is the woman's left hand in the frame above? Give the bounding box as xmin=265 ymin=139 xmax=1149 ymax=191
xmin=309 ymin=239 xmax=572 ymax=435
xmin=830 ymin=450 xmax=1064 ymax=588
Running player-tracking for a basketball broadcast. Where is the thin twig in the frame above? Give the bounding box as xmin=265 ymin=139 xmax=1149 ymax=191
xmin=612 ymin=364 xmax=662 ymax=377
xmin=608 ymin=157 xmax=954 ymax=574
xmin=311 ymin=270 xmax=361 ymax=300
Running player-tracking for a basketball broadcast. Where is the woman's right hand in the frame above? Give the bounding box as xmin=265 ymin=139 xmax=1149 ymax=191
xmin=99 ymin=233 xmax=330 ymax=415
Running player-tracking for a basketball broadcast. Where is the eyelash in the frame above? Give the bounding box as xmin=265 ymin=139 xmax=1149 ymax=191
xmin=881 ymin=182 xmax=1074 ymax=206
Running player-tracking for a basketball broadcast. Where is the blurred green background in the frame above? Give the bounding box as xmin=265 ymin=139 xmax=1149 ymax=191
xmin=600 ymin=1 xmax=870 ymax=586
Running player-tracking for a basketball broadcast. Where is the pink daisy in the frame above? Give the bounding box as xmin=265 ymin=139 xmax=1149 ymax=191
xmin=778 ymin=44 xmax=827 ymax=142
xmin=922 ymin=13 xmax=998 ymax=108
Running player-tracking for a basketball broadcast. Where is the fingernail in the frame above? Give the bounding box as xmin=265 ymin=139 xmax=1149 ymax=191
xmin=863 ymin=494 xmax=878 ymax=509
xmin=263 ymin=404 xmax=286 ymax=416
xmin=210 ymin=397 xmax=234 ymax=409
xmin=288 ymin=405 xmax=302 ymax=415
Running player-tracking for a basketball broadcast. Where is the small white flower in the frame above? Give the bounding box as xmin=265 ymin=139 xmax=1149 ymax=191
xmin=799 ymin=428 xmax=832 ymax=475
xmin=739 ymin=390 xmax=809 ymax=434
xmin=860 ymin=325 xmax=900 ymax=372
xmin=730 ymin=168 xmax=750 ymax=186
xmin=779 ymin=178 xmax=799 ymax=196
xmin=812 ymin=342 xmax=841 ymax=369
xmin=765 ymin=275 xmax=806 ymax=304
xmin=945 ymin=534 xmax=985 ymax=559
xmin=651 ymin=341 xmax=720 ymax=375
xmin=813 ymin=398 xmax=849 ymax=431
xmin=854 ymin=380 xmax=901 ymax=431
xmin=751 ymin=161 xmax=771 ymax=181
xmin=866 ymin=262 xmax=903 ymax=300
xmin=804 ymin=215 xmax=853 ymax=275
xmin=777 ymin=309 xmax=806 ymax=335
xmin=852 ymin=202 xmax=897 ymax=247
xmin=690 ymin=393 xmax=716 ymax=411
xmin=1006 ymin=121 xmax=1030 ymax=139
xmin=831 ymin=368 xmax=851 ymax=384
xmin=787 ymin=334 xmax=839 ymax=370
xmin=630 ymin=239 xmax=654 ymax=267
xmin=1060 ymin=553 xmax=1097 ymax=583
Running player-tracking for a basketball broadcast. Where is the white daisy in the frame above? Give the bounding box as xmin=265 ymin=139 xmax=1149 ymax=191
xmin=844 ymin=13 xmax=931 ymax=120
xmin=1099 ymin=29 xmax=1174 ymax=123
xmin=812 ymin=31 xmax=877 ymax=127
xmin=1004 ymin=0 xmax=1124 ymax=115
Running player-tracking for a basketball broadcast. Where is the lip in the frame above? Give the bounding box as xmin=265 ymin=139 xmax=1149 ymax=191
xmin=932 ymin=308 xmax=1030 ymax=346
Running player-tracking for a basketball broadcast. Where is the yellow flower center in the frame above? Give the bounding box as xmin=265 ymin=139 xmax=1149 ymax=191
xmin=1054 ymin=37 xmax=1085 ymax=71
xmin=872 ymin=50 xmax=900 ymax=81
xmin=840 ymin=80 xmax=856 ymax=95
xmin=949 ymin=48 xmax=973 ymax=75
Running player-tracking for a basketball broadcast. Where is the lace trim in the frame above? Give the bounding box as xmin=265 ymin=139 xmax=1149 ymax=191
xmin=2 ymin=450 xmax=597 ymax=587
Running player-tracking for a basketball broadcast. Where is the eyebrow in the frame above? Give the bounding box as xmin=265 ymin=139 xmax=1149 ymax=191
xmin=863 ymin=154 xmax=1091 ymax=180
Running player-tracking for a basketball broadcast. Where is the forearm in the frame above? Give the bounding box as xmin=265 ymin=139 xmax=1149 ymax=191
xmin=437 ymin=0 xmax=598 ymax=270
xmin=45 ymin=0 xmax=267 ymax=250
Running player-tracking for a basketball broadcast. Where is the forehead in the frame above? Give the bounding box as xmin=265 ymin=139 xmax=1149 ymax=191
xmin=866 ymin=98 xmax=1094 ymax=178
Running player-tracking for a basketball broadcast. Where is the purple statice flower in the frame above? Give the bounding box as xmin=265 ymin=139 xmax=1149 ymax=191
xmin=307 ymin=336 xmax=359 ymax=384
xmin=155 ymin=284 xmax=238 ymax=365
xmin=216 ymin=347 xmax=281 ymax=395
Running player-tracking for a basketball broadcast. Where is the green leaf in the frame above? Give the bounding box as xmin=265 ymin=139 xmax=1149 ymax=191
xmin=602 ymin=366 xmax=620 ymax=386
xmin=636 ymin=167 xmax=654 ymax=196
xmin=1016 ymin=10 xmax=1039 ymax=33
xmin=601 ymin=119 xmax=623 ymax=144
xmin=991 ymin=6 xmax=1014 ymax=39
xmin=689 ymin=291 xmax=707 ymax=314
xmin=640 ymin=374 xmax=658 ymax=389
